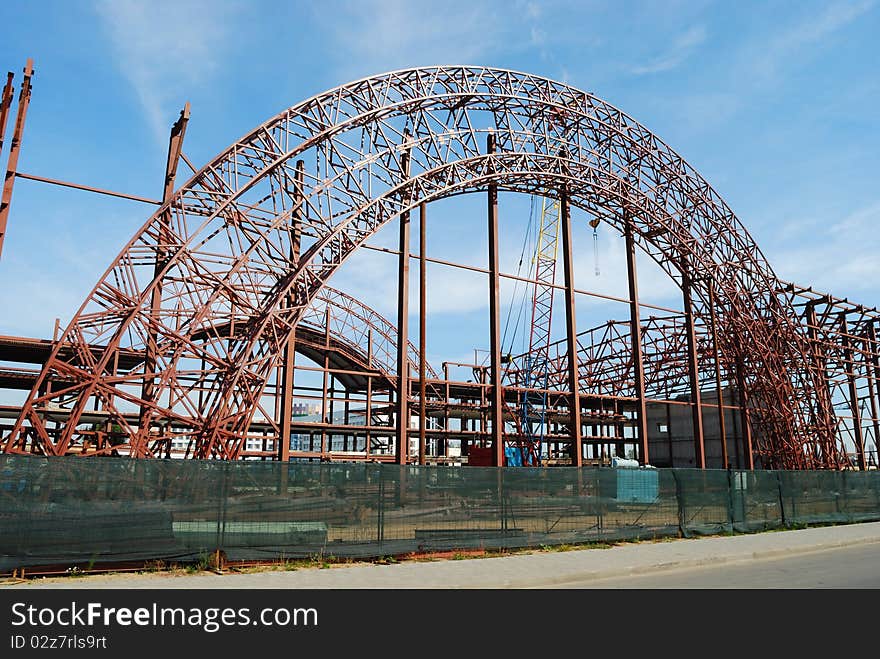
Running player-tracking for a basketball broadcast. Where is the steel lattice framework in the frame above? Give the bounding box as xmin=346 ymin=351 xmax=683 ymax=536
xmin=1 ymin=66 xmax=846 ymax=467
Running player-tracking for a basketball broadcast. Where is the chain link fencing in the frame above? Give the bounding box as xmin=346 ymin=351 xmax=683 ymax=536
xmin=1 ymin=455 xmax=879 ymax=571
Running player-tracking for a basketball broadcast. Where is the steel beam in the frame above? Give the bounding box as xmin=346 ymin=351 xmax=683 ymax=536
xmin=0 ymin=72 xmax=15 ymax=153
xmin=278 ymin=160 xmax=304 ymax=462
xmin=14 ymin=171 xmax=161 ymax=205
xmin=866 ymin=322 xmax=880 ymax=465
xmin=0 ymin=59 xmax=33 ymax=261
xmin=682 ymin=273 xmax=705 ymax=468
xmin=624 ymin=214 xmax=648 ymax=465
xmin=394 ymin=140 xmax=412 ymax=464
xmin=707 ymin=281 xmax=728 ymax=468
xmin=839 ymin=312 xmax=866 ymax=470
xmin=418 ymin=202 xmax=427 ymax=465
xmin=321 ymin=306 xmax=331 ymax=459
xmin=805 ymin=302 xmax=837 ymax=468
xmin=137 ymin=103 xmax=190 ymax=453
xmin=735 ymin=356 xmax=754 ymax=470
xmin=560 ymin=186 xmax=582 ymax=465
xmin=487 ymin=133 xmax=504 ymax=466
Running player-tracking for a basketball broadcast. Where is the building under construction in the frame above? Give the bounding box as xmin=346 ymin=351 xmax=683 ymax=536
xmin=1 ymin=63 xmax=879 ymax=472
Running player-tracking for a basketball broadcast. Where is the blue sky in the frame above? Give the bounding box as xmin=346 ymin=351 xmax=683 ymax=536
xmin=0 ymin=0 xmax=878 ymax=370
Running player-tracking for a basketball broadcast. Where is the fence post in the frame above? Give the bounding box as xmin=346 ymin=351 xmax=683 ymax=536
xmin=726 ymin=467 xmax=735 ymax=532
xmin=212 ymin=461 xmax=230 ymax=563
xmin=377 ymin=465 xmax=385 ymax=545
xmin=672 ymin=469 xmax=685 ymax=537
xmin=775 ymin=470 xmax=787 ymax=528
xmin=499 ymin=468 xmax=507 ymax=534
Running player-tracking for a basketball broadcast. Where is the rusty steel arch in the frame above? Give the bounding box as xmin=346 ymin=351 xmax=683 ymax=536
xmin=301 ymin=287 xmax=438 ymax=382
xmin=2 ymin=66 xmax=838 ymax=467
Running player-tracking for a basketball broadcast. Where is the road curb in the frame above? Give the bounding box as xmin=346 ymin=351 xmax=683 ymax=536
xmin=511 ymin=534 xmax=880 ymax=588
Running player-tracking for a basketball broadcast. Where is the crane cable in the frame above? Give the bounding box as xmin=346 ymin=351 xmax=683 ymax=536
xmin=501 ymin=195 xmax=539 ymax=358
xmin=591 ymin=217 xmax=601 ymax=276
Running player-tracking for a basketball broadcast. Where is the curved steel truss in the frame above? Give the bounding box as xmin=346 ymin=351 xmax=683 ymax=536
xmin=2 ymin=65 xmax=854 ymax=467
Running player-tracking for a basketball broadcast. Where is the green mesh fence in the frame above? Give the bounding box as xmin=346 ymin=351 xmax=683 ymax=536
xmin=1 ymin=455 xmax=879 ymax=571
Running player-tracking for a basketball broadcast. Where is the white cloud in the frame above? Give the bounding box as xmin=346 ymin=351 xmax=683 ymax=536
xmin=748 ymin=0 xmax=875 ymax=81
xmin=770 ymin=201 xmax=880 ymax=299
xmin=94 ymin=0 xmax=239 ymax=143
xmin=329 ymin=240 xmax=490 ymax=319
xmin=319 ymin=0 xmax=506 ymax=78
xmin=775 ymin=0 xmax=874 ymax=51
xmin=631 ymin=25 xmax=707 ymax=75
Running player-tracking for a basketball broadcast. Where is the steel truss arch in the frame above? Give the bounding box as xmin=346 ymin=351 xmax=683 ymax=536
xmin=3 ymin=66 xmax=839 ymax=467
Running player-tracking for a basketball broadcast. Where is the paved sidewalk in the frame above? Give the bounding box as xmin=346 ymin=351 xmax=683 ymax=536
xmin=7 ymin=522 xmax=880 ymax=589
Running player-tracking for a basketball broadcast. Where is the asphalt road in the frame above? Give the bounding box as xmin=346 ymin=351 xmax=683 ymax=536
xmin=556 ymin=542 xmax=880 ymax=588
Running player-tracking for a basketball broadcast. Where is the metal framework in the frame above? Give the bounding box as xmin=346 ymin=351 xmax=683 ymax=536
xmin=1 ymin=64 xmax=877 ymax=469
xmin=515 ymin=196 xmax=560 ymax=466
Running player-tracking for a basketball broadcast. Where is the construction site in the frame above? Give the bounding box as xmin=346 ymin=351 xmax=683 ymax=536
xmin=1 ymin=61 xmax=880 ymax=575
xmin=0 ymin=62 xmax=879 ymax=473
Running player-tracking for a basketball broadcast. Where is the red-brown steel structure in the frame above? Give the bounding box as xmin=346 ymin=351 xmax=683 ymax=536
xmin=1 ymin=64 xmax=878 ymax=470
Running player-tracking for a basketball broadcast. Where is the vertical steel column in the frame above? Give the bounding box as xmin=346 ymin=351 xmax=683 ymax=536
xmin=866 ymin=322 xmax=880 ymax=464
xmin=560 ymin=185 xmax=582 ymax=465
xmin=805 ymin=301 xmax=836 ymax=468
xmin=730 ymin=393 xmax=743 ymax=469
xmin=443 ymin=363 xmax=451 ymax=458
xmin=320 ymin=306 xmax=331 ymax=459
xmin=278 ymin=160 xmax=304 ymax=462
xmin=137 ymin=102 xmax=189 ymax=454
xmin=682 ymin=273 xmax=706 ymax=468
xmin=0 ymin=59 xmax=33 ymax=260
xmin=366 ymin=331 xmax=373 ymax=457
xmin=860 ymin=330 xmax=880 ymax=467
xmin=707 ymin=281 xmax=728 ymax=468
xmin=623 ymin=214 xmax=648 ymax=465
xmin=486 ymin=134 xmax=505 ymax=466
xmin=840 ymin=313 xmax=866 ymax=470
xmin=0 ymin=72 xmax=14 ymax=153
xmin=394 ymin=139 xmax=412 ymax=464
xmin=418 ymin=202 xmax=427 ymax=465
xmin=735 ymin=357 xmax=754 ymax=470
